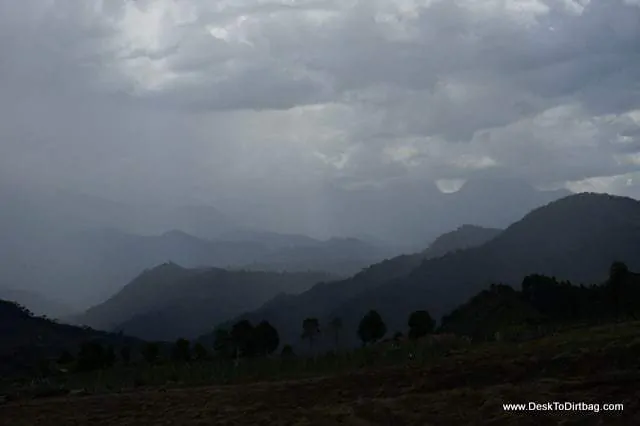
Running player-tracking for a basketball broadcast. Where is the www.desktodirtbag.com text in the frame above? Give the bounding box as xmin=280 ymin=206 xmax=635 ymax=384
xmin=503 ymin=402 xmax=624 ymax=413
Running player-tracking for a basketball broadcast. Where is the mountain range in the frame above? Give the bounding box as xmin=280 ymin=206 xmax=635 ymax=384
xmin=0 ymin=179 xmax=568 ymax=310
xmin=202 ymin=223 xmax=504 ymax=348
xmin=72 ymin=265 xmax=335 ymax=341
xmin=213 ymin=193 xmax=640 ymax=351
xmin=4 ymin=190 xmax=640 ymax=368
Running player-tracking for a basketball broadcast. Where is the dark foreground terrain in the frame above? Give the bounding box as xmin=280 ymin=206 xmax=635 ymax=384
xmin=2 ymin=321 xmax=638 ymax=425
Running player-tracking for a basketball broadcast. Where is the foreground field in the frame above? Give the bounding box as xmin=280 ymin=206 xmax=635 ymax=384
xmin=2 ymin=322 xmax=640 ymax=425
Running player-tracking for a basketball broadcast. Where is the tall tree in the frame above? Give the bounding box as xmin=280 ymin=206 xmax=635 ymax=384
xmin=231 ymin=320 xmax=256 ymax=358
xmin=57 ymin=350 xmax=74 ymax=366
xmin=141 ymin=342 xmax=160 ymax=364
xmin=609 ymin=261 xmax=629 ymax=318
xmin=407 ymin=310 xmax=435 ymax=340
xmin=193 ymin=342 xmax=208 ymax=361
xmin=104 ymin=345 xmax=116 ymax=368
xmin=213 ymin=328 xmax=233 ymax=358
xmin=76 ymin=341 xmax=106 ymax=371
xmin=120 ymin=346 xmax=131 ymax=365
xmin=609 ymin=261 xmax=629 ymax=284
xmin=357 ymin=310 xmax=387 ymax=346
xmin=281 ymin=344 xmax=295 ymax=358
xmin=301 ymin=318 xmax=320 ymax=351
xmin=171 ymin=338 xmax=191 ymax=363
xmin=328 ymin=317 xmax=343 ymax=350
xmin=254 ymin=320 xmax=280 ymax=356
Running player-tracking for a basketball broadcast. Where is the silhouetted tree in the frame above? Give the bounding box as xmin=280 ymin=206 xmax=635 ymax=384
xmin=193 ymin=342 xmax=208 ymax=361
xmin=76 ymin=341 xmax=106 ymax=371
xmin=328 ymin=317 xmax=343 ymax=350
xmin=141 ymin=342 xmax=160 ymax=364
xmin=120 ymin=346 xmax=131 ymax=365
xmin=392 ymin=331 xmax=404 ymax=348
xmin=171 ymin=338 xmax=191 ymax=363
xmin=281 ymin=344 xmax=295 ymax=358
xmin=521 ymin=275 xmax=584 ymax=320
xmin=231 ymin=320 xmax=256 ymax=358
xmin=357 ymin=310 xmax=387 ymax=346
xmin=57 ymin=350 xmax=74 ymax=365
xmin=213 ymin=328 xmax=233 ymax=358
xmin=37 ymin=359 xmax=51 ymax=376
xmin=609 ymin=261 xmax=629 ymax=284
xmin=608 ymin=261 xmax=629 ymax=318
xmin=301 ymin=318 xmax=320 ymax=351
xmin=104 ymin=345 xmax=116 ymax=368
xmin=254 ymin=321 xmax=280 ymax=356
xmin=408 ymin=310 xmax=435 ymax=340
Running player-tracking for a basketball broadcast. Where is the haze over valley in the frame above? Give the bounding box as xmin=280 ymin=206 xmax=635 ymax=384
xmin=2 ymin=1 xmax=640 ymax=424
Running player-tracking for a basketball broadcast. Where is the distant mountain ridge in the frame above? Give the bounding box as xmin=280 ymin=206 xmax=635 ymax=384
xmin=76 ymin=224 xmax=500 ymax=342
xmin=1 ymin=221 xmax=391 ymax=309
xmin=300 ymin=177 xmax=570 ymax=248
xmin=204 ymin=223 xmax=505 ymax=349
xmin=73 ymin=264 xmax=335 ymax=341
xmin=219 ymin=193 xmax=640 ymax=350
xmin=0 ymin=178 xmax=568 ymax=308
xmin=325 ymin=193 xmax=640 ymax=346
xmin=421 ymin=225 xmax=502 ymax=258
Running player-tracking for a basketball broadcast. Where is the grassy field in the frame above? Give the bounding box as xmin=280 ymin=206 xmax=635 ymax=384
xmin=2 ymin=321 xmax=639 ymax=425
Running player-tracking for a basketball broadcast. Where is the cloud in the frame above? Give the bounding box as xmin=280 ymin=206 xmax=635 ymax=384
xmin=0 ymin=0 xmax=639 ymax=236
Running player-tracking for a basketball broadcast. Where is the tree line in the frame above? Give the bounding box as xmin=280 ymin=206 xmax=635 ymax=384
xmin=59 ymin=261 xmax=638 ymax=372
xmin=440 ymin=261 xmax=640 ymax=340
xmin=57 ymin=308 xmax=437 ymax=372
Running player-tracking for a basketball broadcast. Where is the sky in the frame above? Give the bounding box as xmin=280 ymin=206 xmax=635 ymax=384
xmin=1 ymin=0 xmax=639 ymax=238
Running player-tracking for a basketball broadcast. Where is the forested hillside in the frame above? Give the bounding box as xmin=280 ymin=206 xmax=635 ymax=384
xmin=212 ymin=224 xmax=505 ymax=350
xmin=0 ymin=299 xmax=139 ymax=378
xmin=74 ymin=264 xmax=334 ymax=341
xmin=225 ymin=193 xmax=640 ymax=350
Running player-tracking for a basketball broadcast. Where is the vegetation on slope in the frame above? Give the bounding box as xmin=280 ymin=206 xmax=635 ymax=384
xmin=2 ymin=261 xmax=640 ymax=426
xmin=209 ymin=224 xmax=502 ymax=352
xmin=0 ymin=288 xmax=74 ymax=320
xmin=3 ymin=312 xmax=640 ymax=425
xmin=75 ymin=263 xmax=334 ymax=341
xmin=0 ymin=299 xmax=139 ymax=379
xmin=324 ymin=193 xmax=640 ymax=346
xmin=420 ymin=224 xmax=501 ymax=258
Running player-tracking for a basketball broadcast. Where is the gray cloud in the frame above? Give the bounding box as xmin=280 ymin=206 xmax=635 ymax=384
xmin=0 ymin=0 xmax=639 ymax=238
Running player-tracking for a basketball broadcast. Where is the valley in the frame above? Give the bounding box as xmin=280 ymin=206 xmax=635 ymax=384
xmin=3 ymin=193 xmax=640 ymax=426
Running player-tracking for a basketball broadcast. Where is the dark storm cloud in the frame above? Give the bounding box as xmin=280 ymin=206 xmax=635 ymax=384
xmin=0 ymin=0 xmax=639 ymax=234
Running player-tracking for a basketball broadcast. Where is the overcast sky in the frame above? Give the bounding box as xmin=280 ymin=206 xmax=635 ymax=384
xmin=1 ymin=0 xmax=639 ymax=235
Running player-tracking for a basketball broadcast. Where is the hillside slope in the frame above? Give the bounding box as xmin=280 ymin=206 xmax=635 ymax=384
xmin=327 ymin=193 xmax=640 ymax=346
xmin=0 ymin=299 xmax=139 ymax=378
xmin=0 ymin=288 xmax=74 ymax=320
xmin=239 ymin=237 xmax=396 ymax=276
xmin=74 ymin=264 xmax=335 ymax=341
xmin=208 ymin=224 xmax=504 ymax=349
xmin=8 ymin=225 xmax=392 ymax=310
xmin=421 ymin=224 xmax=502 ymax=258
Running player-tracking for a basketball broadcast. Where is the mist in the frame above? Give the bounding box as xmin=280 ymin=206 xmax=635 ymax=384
xmin=1 ymin=0 xmax=639 ymax=310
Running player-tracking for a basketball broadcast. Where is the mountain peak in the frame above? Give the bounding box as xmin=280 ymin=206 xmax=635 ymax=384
xmin=502 ymin=192 xmax=640 ymax=236
xmin=424 ymin=224 xmax=502 ymax=258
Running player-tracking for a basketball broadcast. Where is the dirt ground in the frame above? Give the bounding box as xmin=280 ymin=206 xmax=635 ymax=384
xmin=4 ymin=322 xmax=640 ymax=425
xmin=1 ymin=358 xmax=637 ymax=426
